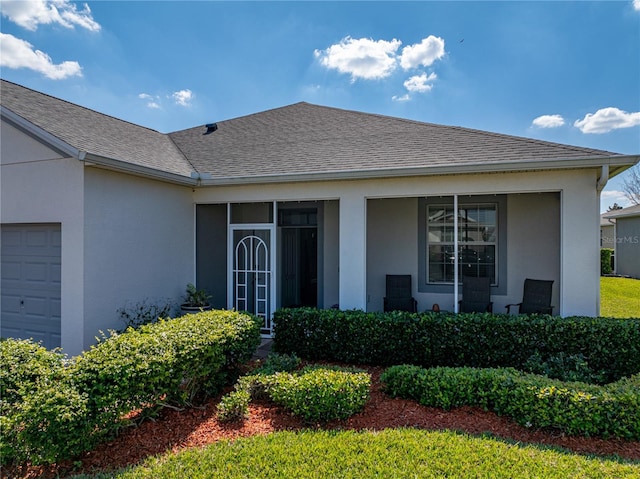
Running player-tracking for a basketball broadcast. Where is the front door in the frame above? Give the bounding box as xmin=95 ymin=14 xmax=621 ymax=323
xmin=231 ymin=227 xmax=274 ymax=335
xmin=281 ymin=227 xmax=318 ymax=308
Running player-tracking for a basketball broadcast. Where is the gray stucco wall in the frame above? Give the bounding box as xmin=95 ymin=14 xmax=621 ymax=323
xmin=83 ymin=169 xmax=194 ymax=346
xmin=615 ymin=216 xmax=640 ymax=278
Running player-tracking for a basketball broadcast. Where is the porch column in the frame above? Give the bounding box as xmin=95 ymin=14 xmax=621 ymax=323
xmin=339 ymin=192 xmax=367 ymax=310
xmin=560 ymin=185 xmax=600 ymax=316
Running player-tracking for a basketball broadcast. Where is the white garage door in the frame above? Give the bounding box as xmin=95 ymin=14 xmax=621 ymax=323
xmin=1 ymin=224 xmax=61 ymax=349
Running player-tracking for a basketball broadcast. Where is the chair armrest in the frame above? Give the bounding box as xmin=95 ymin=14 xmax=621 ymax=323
xmin=505 ymin=303 xmax=521 ymax=314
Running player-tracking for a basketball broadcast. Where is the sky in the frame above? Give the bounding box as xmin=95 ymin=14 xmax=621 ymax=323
xmin=1 ymin=1 xmax=639 ymax=212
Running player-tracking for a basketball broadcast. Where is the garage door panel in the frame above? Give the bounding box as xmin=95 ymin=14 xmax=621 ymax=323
xmin=1 ymin=294 xmax=22 ymax=314
xmin=1 ymin=260 xmax=21 ymax=281
xmin=1 ymin=224 xmax=61 ymax=349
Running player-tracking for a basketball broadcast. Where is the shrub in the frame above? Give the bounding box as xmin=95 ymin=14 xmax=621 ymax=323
xmin=226 ymin=365 xmax=371 ymax=423
xmin=273 ymin=308 xmax=640 ymax=382
xmin=381 ymin=365 xmax=640 ymax=439
xmin=0 ymin=339 xmax=69 ymax=464
xmin=523 ymin=352 xmax=606 ymax=384
xmin=266 ymin=366 xmax=371 ymax=423
xmin=253 ymin=352 xmax=301 ymax=375
xmin=117 ymin=298 xmax=176 ymax=330
xmin=601 ymin=248 xmax=613 ymax=275
xmin=3 ymin=310 xmax=261 ymax=466
xmin=216 ymin=390 xmax=251 ymax=422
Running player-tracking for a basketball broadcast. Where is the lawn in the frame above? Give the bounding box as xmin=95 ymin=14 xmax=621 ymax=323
xmin=601 ymin=276 xmax=640 ymax=318
xmin=71 ymin=429 xmax=639 ymax=479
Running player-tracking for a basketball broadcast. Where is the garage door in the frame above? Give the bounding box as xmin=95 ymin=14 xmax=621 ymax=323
xmin=1 ymin=224 xmax=61 ymax=349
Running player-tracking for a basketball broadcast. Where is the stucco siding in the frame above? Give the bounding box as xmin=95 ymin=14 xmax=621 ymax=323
xmin=0 ymin=120 xmax=66 ymax=164
xmin=83 ymin=168 xmax=194 ymax=346
xmin=366 ymin=198 xmax=418 ymax=311
xmin=1 ymin=121 xmax=85 ymax=355
xmin=322 ymin=200 xmax=340 ymax=308
xmin=615 ymin=217 xmax=640 ymax=278
xmin=192 ymin=168 xmax=600 ymax=316
xmin=505 ymin=193 xmax=560 ymax=312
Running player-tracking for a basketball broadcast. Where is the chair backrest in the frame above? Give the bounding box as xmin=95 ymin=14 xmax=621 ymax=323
xmin=386 ymin=275 xmax=412 ymax=298
xmin=520 ymin=279 xmax=553 ymax=314
xmin=460 ymin=276 xmax=491 ymax=312
xmin=462 ymin=276 xmax=491 ymax=302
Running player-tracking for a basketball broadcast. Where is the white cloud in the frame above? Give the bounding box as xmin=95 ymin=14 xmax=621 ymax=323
xmin=532 ymin=114 xmax=565 ymax=128
xmin=634 ymin=0 xmax=640 ymax=12
xmin=0 ymin=0 xmax=100 ymax=31
xmin=0 ymin=32 xmax=82 ymax=79
xmin=314 ymin=36 xmax=402 ymax=81
xmin=392 ymin=94 xmax=411 ymax=102
xmin=399 ymin=36 xmax=446 ymax=70
xmin=138 ymin=93 xmax=161 ymax=109
xmin=404 ymin=72 xmax=437 ymax=93
xmin=574 ymin=107 xmax=640 ymax=134
xmin=172 ymin=89 xmax=194 ymax=107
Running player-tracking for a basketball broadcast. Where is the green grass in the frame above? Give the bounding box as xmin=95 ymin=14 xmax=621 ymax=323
xmin=72 ymin=429 xmax=638 ymax=479
xmin=601 ymin=277 xmax=640 ymax=318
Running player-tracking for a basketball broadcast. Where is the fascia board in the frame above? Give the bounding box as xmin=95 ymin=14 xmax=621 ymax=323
xmin=197 ymin=155 xmax=640 ymax=187
xmin=82 ymin=153 xmax=197 ymax=186
xmin=1 ymin=106 xmax=80 ymax=158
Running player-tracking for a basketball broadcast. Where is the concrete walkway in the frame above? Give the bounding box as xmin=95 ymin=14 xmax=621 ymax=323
xmin=252 ymin=338 xmax=273 ymax=360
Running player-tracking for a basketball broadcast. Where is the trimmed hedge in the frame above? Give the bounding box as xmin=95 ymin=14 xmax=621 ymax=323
xmin=381 ymin=365 xmax=640 ymax=439
xmin=1 ymin=310 xmax=261 ymax=465
xmin=273 ymin=308 xmax=640 ymax=382
xmin=219 ymin=359 xmax=371 ymax=423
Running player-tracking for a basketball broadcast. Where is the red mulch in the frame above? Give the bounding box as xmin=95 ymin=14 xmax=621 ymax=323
xmin=5 ymin=363 xmax=640 ymax=478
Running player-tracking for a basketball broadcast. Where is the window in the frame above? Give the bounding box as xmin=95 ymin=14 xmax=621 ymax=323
xmin=427 ymin=203 xmax=497 ymax=284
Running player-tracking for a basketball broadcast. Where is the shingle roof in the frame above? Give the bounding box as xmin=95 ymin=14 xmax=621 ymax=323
xmin=0 ymin=80 xmax=193 ymax=177
xmin=603 ymin=204 xmax=640 ymax=219
xmin=2 ymin=79 xmax=631 ymax=184
xmin=169 ymin=102 xmax=623 ymax=180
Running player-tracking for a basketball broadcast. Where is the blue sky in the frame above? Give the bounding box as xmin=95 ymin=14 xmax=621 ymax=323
xmin=1 ymin=1 xmax=639 ymax=211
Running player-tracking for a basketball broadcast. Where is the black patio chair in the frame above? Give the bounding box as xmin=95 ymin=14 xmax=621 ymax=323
xmin=383 ymin=274 xmax=418 ymax=312
xmin=459 ymin=275 xmax=493 ymax=313
xmin=506 ymin=278 xmax=554 ymax=315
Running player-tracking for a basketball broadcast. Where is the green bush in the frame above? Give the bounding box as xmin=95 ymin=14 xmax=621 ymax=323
xmin=381 ymin=365 xmax=640 ymax=439
xmin=266 ymin=366 xmax=371 ymax=423
xmin=229 ymin=365 xmax=371 ymax=423
xmin=216 ymin=389 xmax=251 ymax=422
xmin=523 ymin=352 xmax=606 ymax=384
xmin=273 ymin=308 xmax=640 ymax=382
xmin=252 ymin=352 xmax=301 ymax=376
xmin=2 ymin=310 xmax=261 ymax=466
xmin=601 ymin=248 xmax=614 ymax=275
xmin=0 ymin=339 xmax=69 ymax=464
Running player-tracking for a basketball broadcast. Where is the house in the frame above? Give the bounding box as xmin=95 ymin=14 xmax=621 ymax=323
xmin=600 ymin=213 xmax=616 ymax=249
xmin=602 ymin=204 xmax=640 ymax=278
xmin=1 ymin=79 xmax=638 ymax=355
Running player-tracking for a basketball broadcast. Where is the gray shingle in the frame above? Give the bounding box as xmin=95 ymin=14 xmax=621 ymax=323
xmin=1 ymin=80 xmax=193 ymax=176
xmin=169 ymin=102 xmax=622 ymax=179
xmin=2 ymin=80 xmax=624 ymax=183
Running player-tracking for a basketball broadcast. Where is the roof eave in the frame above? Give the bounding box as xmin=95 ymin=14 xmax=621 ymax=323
xmin=1 ymin=105 xmax=81 ymax=159
xmin=197 ymin=154 xmax=640 ymax=186
xmin=82 ymin=153 xmax=197 ymax=186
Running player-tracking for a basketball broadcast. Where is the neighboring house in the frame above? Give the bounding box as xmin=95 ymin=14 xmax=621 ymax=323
xmin=602 ymin=204 xmax=640 ymax=278
xmin=1 ymin=79 xmax=639 ymax=355
xmin=600 ymin=213 xmax=616 ymax=249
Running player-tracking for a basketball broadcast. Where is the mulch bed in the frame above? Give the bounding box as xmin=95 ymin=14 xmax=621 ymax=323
xmin=6 ymin=364 xmax=640 ymax=478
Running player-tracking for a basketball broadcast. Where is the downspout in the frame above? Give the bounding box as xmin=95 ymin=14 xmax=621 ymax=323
xmin=596 ymin=164 xmax=609 ymax=193
xmin=595 ymin=164 xmax=610 ymax=314
xmin=453 ymin=194 xmax=459 ymax=313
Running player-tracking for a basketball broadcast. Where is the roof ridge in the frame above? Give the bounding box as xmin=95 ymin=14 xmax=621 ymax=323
xmin=291 ymin=102 xmax=620 ymax=157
